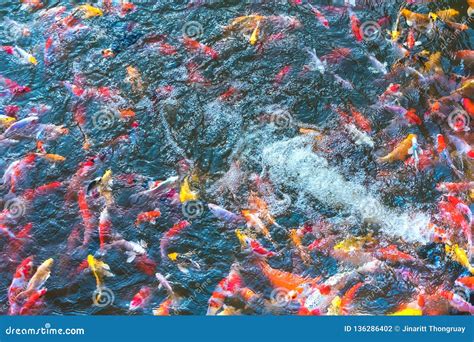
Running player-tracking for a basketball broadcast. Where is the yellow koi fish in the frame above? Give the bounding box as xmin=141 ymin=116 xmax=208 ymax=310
xmin=249 ymin=21 xmax=260 ymax=45
xmin=179 ymin=177 xmax=198 ymax=203
xmin=445 ymin=244 xmax=474 ymax=274
xmin=389 ymin=307 xmax=422 ymax=315
xmin=378 ymin=134 xmax=416 ymax=163
xmin=77 ymin=4 xmax=103 ymax=18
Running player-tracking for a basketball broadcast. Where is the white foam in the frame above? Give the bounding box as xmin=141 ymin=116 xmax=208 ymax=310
xmin=261 ymin=136 xmax=431 ymax=243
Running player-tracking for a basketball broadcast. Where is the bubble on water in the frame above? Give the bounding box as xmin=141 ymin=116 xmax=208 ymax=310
xmin=261 ymin=136 xmax=431 ymax=243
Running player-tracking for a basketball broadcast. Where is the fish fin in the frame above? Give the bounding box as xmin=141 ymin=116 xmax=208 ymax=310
xmin=125 ymin=251 xmax=136 ymax=263
xmin=177 ymin=264 xmax=189 ymax=274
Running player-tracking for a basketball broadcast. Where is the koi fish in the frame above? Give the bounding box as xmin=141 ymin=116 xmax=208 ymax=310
xmin=153 ymin=296 xmax=173 ymax=315
xmin=289 ymin=229 xmax=311 ymax=263
xmin=87 ymin=255 xmax=114 ymax=296
xmin=389 ymin=307 xmax=422 ymax=315
xmin=436 ymin=182 xmax=474 ymax=194
xmin=378 ymin=134 xmax=416 ymax=162
xmin=208 ymin=204 xmax=241 ymax=223
xmin=8 ymin=256 xmax=34 ymax=314
xmin=16 ymin=258 xmax=53 ymax=300
xmin=19 ymin=288 xmax=47 ymax=315
xmin=235 ymin=229 xmax=276 ymax=258
xmin=375 ymin=245 xmax=416 ymax=263
xmin=78 ymin=189 xmax=94 ymax=246
xmin=135 ymin=210 xmax=161 ymax=226
xmin=2 ymin=45 xmax=37 ymax=65
xmin=125 ymin=65 xmax=143 ymax=93
xmin=259 ymin=261 xmax=311 ymax=292
xmin=179 ymin=177 xmax=198 ymax=203
xmin=98 ymin=207 xmax=112 ymax=249
xmin=129 ymin=286 xmax=152 ymax=311
xmin=76 ymin=4 xmax=103 ymax=18
xmin=349 ymin=104 xmax=371 ymax=133
xmin=274 ymin=65 xmax=291 ymax=85
xmin=340 ymin=282 xmax=363 ymax=315
xmin=182 ymin=37 xmax=218 ymax=60
xmin=348 ymin=9 xmax=362 ymax=42
xmin=241 ymin=209 xmax=272 ymax=242
xmin=445 ymin=244 xmax=474 ymax=274
xmin=207 ymin=266 xmax=244 ymax=315
xmin=160 ymin=221 xmax=190 ymax=259
xmin=249 ymin=20 xmax=260 ymax=45
xmin=309 ymin=5 xmax=329 ymax=28
xmin=456 ymin=276 xmax=474 ymax=290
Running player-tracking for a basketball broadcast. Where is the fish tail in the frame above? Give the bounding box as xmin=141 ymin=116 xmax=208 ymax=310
xmin=468 ymin=7 xmax=474 ymax=18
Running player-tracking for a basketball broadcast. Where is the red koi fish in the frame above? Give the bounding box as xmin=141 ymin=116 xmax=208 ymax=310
xmin=160 ymin=220 xmax=190 ymax=258
xmin=274 ymin=65 xmax=292 ymax=85
xmin=8 ymin=256 xmax=34 ymax=315
xmin=19 ymin=288 xmax=47 ymax=315
xmin=349 ymin=104 xmax=372 ymax=133
xmin=130 ymin=286 xmax=152 ymax=311
xmin=182 ymin=37 xmax=218 ymax=60
xmin=186 ymin=62 xmax=210 ymax=85
xmin=78 ymin=189 xmax=94 ymax=246
xmin=341 ymin=282 xmax=364 ymax=315
xmin=135 ymin=210 xmax=161 ymax=226
xmin=375 ymin=245 xmax=416 ymax=263
xmin=309 ymin=4 xmax=329 ymax=28
xmin=207 ymin=267 xmax=243 ymax=315
xmin=348 ymin=10 xmax=362 ymax=42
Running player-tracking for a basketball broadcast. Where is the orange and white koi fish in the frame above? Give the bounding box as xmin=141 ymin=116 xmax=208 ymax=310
xmin=153 ymin=296 xmax=174 ymax=315
xmin=241 ymin=209 xmax=272 ymax=242
xmin=289 ymin=229 xmax=311 ymax=263
xmin=135 ymin=210 xmax=161 ymax=226
xmin=207 ymin=265 xmax=243 ymax=315
xmin=125 ymin=65 xmax=143 ymax=93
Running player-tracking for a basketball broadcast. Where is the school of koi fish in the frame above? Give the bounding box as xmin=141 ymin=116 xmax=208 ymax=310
xmin=0 ymin=0 xmax=473 ymax=316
